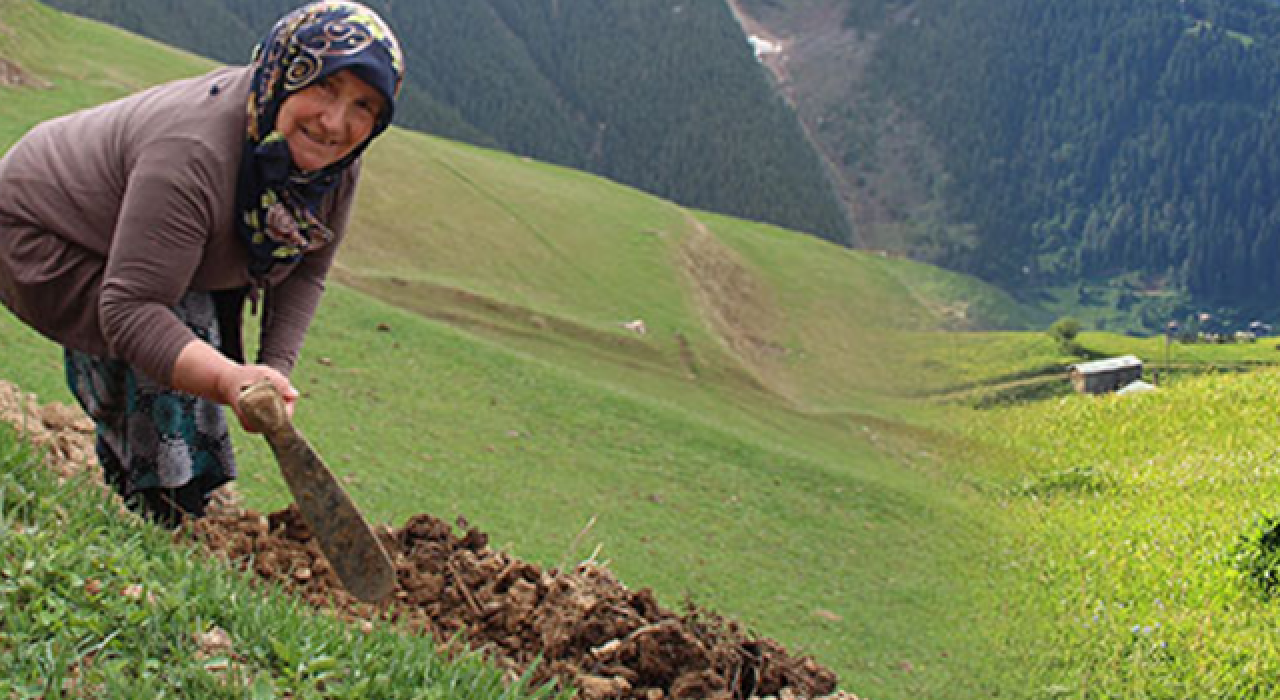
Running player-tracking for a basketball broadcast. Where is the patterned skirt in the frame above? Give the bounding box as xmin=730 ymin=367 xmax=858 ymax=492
xmin=65 ymin=290 xmax=237 ymax=525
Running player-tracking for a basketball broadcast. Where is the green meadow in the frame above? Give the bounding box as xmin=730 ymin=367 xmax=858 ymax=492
xmin=6 ymin=1 xmax=1280 ymax=697
xmin=969 ymin=369 xmax=1280 ymax=696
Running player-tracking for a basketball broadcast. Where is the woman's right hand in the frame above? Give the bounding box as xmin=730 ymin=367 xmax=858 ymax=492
xmin=220 ymin=364 xmax=300 ymax=432
xmin=173 ymin=339 xmax=299 ymax=432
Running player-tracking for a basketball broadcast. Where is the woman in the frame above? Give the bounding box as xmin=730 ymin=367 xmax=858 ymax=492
xmin=0 ymin=1 xmax=404 ymax=525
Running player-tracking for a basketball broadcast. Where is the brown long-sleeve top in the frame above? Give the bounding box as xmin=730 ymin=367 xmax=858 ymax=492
xmin=0 ymin=65 xmax=358 ymax=385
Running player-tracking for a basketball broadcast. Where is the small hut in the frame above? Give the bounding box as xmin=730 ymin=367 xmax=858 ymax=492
xmin=1068 ymin=355 xmax=1143 ymax=395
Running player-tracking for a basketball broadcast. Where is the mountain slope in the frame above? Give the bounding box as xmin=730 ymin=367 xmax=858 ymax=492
xmin=734 ymin=0 xmax=1280 ymax=326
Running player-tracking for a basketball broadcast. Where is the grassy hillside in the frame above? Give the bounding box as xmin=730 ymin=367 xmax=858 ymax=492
xmin=0 ymin=0 xmax=215 ymax=143
xmin=0 ymin=1 xmax=1070 ymax=697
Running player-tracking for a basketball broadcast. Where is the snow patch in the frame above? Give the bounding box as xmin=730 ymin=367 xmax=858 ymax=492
xmin=748 ymin=34 xmax=781 ymax=60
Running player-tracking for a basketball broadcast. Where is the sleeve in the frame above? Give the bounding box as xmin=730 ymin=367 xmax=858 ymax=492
xmin=99 ymin=139 xmax=221 ymax=386
xmin=257 ymin=162 xmax=361 ymax=375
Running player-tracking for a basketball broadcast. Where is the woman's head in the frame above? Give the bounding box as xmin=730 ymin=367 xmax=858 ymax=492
xmin=247 ymin=1 xmax=404 ymax=174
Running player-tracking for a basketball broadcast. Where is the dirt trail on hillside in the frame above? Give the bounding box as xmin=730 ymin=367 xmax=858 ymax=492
xmin=0 ymin=380 xmax=860 ymax=700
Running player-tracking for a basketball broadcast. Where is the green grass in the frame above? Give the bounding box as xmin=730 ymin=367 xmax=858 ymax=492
xmin=1079 ymin=331 xmax=1280 ymax=368
xmin=877 ymin=255 xmax=1049 ymax=332
xmin=0 ymin=0 xmax=214 ymax=147
xmin=1 ymin=280 xmax=1010 ymax=697
xmin=240 ymin=284 xmax=1011 ymax=696
xmin=964 ymin=370 xmax=1280 ymax=697
xmin=0 ymin=422 xmax=565 ymax=699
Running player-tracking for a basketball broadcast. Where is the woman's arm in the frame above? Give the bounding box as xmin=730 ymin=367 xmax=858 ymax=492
xmin=100 ymin=140 xmax=230 ymax=387
xmin=172 ymin=338 xmax=298 ymax=431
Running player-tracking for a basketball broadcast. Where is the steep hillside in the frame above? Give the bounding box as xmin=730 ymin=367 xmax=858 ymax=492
xmin=726 ymin=0 xmax=938 ymax=255
xmin=38 ymin=0 xmax=853 ymax=245
xmin=733 ymin=0 xmax=1280 ymax=329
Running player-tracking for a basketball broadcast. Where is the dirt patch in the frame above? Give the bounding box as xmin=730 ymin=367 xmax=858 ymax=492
xmin=676 ymin=216 xmax=794 ymax=398
xmin=0 ymin=57 xmax=52 ymax=89
xmin=192 ymin=507 xmax=848 ymax=699
xmin=0 ymin=380 xmax=859 ymax=699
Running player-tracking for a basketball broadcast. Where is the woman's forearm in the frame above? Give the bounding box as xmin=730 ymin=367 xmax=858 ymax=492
xmin=171 ymin=338 xmax=245 ymax=406
xmin=172 ymin=339 xmax=298 ymax=429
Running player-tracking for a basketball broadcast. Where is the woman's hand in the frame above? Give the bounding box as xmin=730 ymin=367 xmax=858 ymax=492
xmin=219 ymin=364 xmax=300 ymax=432
xmin=172 ymin=339 xmax=299 ymax=432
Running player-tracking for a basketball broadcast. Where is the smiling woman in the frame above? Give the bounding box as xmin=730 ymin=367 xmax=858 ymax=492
xmin=278 ymin=71 xmax=387 ymax=173
xmin=0 ymin=1 xmax=404 ymax=527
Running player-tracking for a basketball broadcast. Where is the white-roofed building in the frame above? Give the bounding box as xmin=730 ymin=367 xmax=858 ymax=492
xmin=1068 ymin=355 xmax=1144 ymax=395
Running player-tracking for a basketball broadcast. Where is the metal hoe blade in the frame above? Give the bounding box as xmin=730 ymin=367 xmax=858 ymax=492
xmin=238 ymin=381 xmax=395 ymax=602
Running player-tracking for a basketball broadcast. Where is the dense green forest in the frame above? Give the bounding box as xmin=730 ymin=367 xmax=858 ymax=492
xmin=738 ymin=0 xmax=1280 ymax=325
xmin=867 ymin=0 xmax=1280 ymax=317
xmin=39 ymin=0 xmax=852 ymax=245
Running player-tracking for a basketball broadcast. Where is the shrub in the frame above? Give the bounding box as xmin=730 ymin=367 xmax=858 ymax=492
xmin=1048 ymin=317 xmax=1083 ymax=355
xmin=1231 ymin=514 xmax=1280 ymax=598
xmin=1015 ymin=465 xmax=1111 ymax=500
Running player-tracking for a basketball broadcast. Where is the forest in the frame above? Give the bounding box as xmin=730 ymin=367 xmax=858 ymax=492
xmin=863 ymin=0 xmax=1280 ymax=315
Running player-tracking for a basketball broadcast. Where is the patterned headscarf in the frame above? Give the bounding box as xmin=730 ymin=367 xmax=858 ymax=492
xmin=236 ymin=0 xmax=404 ymax=279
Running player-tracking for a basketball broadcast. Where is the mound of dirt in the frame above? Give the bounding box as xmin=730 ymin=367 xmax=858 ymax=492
xmin=191 ymin=507 xmax=850 ymax=699
xmin=0 ymin=380 xmax=858 ymax=699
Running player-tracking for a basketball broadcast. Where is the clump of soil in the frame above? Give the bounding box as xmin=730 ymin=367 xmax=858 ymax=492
xmin=0 ymin=380 xmax=859 ymax=699
xmin=191 ymin=507 xmax=850 ymax=699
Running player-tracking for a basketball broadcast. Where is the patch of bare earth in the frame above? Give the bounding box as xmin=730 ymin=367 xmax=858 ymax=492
xmin=0 ymin=379 xmax=861 ymax=700
xmin=725 ymin=0 xmax=945 ymax=252
xmin=0 ymin=56 xmax=52 ymax=88
xmin=676 ymin=216 xmax=795 ymax=399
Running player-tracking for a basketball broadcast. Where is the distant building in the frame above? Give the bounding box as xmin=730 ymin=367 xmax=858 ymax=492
xmin=1068 ymin=355 xmax=1144 ymax=395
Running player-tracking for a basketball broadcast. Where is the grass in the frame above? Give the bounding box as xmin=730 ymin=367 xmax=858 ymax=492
xmin=237 ymin=284 xmax=1009 ymax=696
xmin=0 ymin=422 xmax=565 ymax=699
xmin=0 ymin=0 xmax=214 ymax=146
xmin=963 ymin=369 xmax=1280 ymax=697
xmin=1 ymin=281 xmax=1010 ymax=697
xmin=1079 ymin=331 xmax=1280 ymax=368
xmin=877 ymin=255 xmax=1049 ymax=332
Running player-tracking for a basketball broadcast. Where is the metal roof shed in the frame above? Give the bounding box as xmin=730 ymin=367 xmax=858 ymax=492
xmin=1068 ymin=355 xmax=1143 ymax=395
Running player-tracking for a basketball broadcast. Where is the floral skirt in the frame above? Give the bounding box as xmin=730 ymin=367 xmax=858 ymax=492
xmin=65 ymin=290 xmax=236 ymax=525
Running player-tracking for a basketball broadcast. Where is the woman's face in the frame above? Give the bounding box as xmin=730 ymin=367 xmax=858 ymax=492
xmin=276 ymin=69 xmax=385 ymax=172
